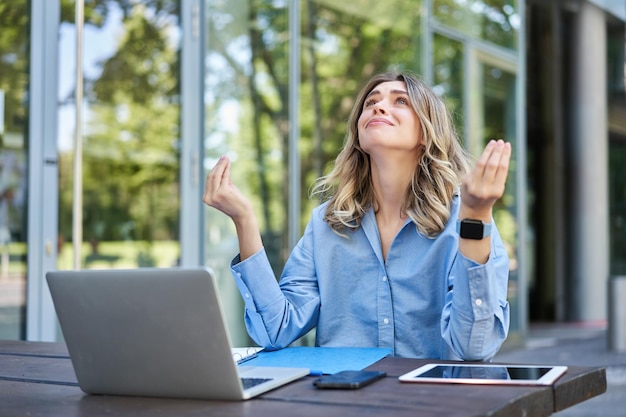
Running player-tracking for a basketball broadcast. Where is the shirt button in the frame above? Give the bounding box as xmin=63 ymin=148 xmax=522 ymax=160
xmin=475 ymin=299 xmax=483 ymax=306
xmin=382 ymin=276 xmax=387 ymax=282
xmin=383 ymin=318 xmax=389 ymax=324
xmin=245 ymin=293 xmax=250 ymax=299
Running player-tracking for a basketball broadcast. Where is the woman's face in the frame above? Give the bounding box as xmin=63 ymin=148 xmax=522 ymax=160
xmin=357 ymin=80 xmax=423 ymax=157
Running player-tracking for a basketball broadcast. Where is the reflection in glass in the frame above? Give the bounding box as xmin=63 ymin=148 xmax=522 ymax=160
xmin=480 ymin=63 xmax=516 ymax=256
xmin=0 ymin=0 xmax=29 ymax=340
xmin=301 ymin=0 xmax=424 ymax=225
xmin=433 ymin=0 xmax=520 ymax=49
xmin=609 ymin=140 xmax=626 ymax=274
xmin=479 ymin=61 xmax=519 ymax=340
xmin=203 ymin=0 xmax=292 ymax=345
xmin=57 ymin=1 xmax=182 ymax=271
xmin=204 ymin=0 xmax=290 ymax=278
xmin=419 ymin=365 xmax=552 ymax=381
xmin=422 ymin=365 xmax=511 ymax=380
xmin=432 ymin=34 xmax=464 ymax=139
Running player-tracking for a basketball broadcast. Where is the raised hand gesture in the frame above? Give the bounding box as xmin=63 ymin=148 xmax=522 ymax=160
xmin=203 ymin=156 xmax=262 ymax=260
xmin=461 ymin=139 xmax=512 ymax=218
xmin=458 ymin=139 xmax=512 ymax=263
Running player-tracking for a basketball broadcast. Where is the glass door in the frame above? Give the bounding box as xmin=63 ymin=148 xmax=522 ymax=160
xmin=0 ymin=1 xmax=30 ymax=340
xmin=2 ymin=1 xmax=193 ymax=341
xmin=56 ymin=1 xmax=182 ymax=273
xmin=467 ymin=48 xmax=523 ymax=347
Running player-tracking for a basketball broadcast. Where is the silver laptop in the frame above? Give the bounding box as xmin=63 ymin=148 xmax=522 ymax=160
xmin=46 ymin=267 xmax=309 ymax=400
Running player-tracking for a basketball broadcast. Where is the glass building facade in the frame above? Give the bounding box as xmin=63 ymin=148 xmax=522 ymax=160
xmin=0 ymin=0 xmax=623 ymax=350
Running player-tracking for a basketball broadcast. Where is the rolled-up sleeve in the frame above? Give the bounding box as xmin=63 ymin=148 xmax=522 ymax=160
xmin=441 ymin=227 xmax=510 ymax=361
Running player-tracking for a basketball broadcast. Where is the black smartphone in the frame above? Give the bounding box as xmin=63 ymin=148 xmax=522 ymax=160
xmin=313 ymin=370 xmax=387 ymax=389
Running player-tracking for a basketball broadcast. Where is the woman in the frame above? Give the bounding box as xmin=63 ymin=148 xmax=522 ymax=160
xmin=203 ymin=71 xmax=511 ymax=360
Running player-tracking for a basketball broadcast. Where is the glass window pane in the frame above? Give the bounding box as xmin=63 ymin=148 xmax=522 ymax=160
xmin=479 ymin=61 xmax=520 ymax=342
xmin=203 ymin=0 xmax=290 ymax=345
xmin=610 ymin=138 xmax=626 ymax=275
xmin=0 ymin=0 xmax=29 ymax=340
xmin=433 ymin=0 xmax=520 ymax=50
xmin=57 ymin=2 xmax=182 ymax=271
xmin=301 ymin=0 xmax=424 ymax=217
xmin=433 ymin=33 xmax=464 ymax=139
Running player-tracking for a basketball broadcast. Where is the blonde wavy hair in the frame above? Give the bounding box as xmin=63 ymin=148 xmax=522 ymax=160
xmin=311 ymin=71 xmax=471 ymax=238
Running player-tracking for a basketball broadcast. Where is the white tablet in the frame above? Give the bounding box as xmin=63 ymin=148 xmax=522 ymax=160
xmin=398 ymin=363 xmax=568 ymax=386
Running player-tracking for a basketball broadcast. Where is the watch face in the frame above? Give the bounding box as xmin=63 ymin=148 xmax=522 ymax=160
xmin=460 ymin=219 xmax=484 ymax=239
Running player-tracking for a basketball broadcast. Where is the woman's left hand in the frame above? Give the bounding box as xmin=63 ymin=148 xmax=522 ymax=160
xmin=461 ymin=139 xmax=512 ymax=218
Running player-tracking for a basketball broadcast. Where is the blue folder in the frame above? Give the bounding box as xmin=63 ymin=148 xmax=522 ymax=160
xmin=240 ymin=346 xmax=392 ymax=375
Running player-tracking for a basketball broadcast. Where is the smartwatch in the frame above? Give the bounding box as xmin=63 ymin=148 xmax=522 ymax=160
xmin=456 ymin=219 xmax=492 ymax=240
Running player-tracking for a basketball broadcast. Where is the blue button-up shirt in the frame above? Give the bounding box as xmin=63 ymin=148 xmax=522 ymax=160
xmin=231 ymin=196 xmax=510 ymax=360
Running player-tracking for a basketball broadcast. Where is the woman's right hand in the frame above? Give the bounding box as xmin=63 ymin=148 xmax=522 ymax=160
xmin=203 ymin=156 xmax=263 ymax=260
xmin=203 ymin=156 xmax=253 ymax=222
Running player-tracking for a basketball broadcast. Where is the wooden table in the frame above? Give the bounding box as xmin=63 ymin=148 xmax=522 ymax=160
xmin=0 ymin=341 xmax=606 ymax=417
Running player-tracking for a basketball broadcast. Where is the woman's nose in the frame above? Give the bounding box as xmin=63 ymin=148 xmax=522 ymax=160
xmin=373 ymin=101 xmax=387 ymax=114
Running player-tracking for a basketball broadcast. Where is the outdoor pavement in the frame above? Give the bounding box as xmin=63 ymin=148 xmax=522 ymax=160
xmin=493 ymin=321 xmax=626 ymax=417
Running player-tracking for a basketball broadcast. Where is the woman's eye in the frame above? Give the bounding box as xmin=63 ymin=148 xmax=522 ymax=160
xmin=397 ymin=97 xmax=408 ymax=105
xmin=365 ymin=99 xmax=377 ymax=107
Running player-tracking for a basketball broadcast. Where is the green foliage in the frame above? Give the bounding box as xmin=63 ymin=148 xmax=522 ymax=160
xmin=0 ymin=2 xmax=29 ymax=141
xmin=58 ymin=1 xmax=180 ymax=245
xmin=433 ymin=0 xmax=519 ymax=49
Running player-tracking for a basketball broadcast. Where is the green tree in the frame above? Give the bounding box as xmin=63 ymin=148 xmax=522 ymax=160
xmin=0 ymin=1 xmax=29 ymax=245
xmin=58 ymin=0 xmax=180 ymax=259
xmin=0 ymin=1 xmax=29 ymax=144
